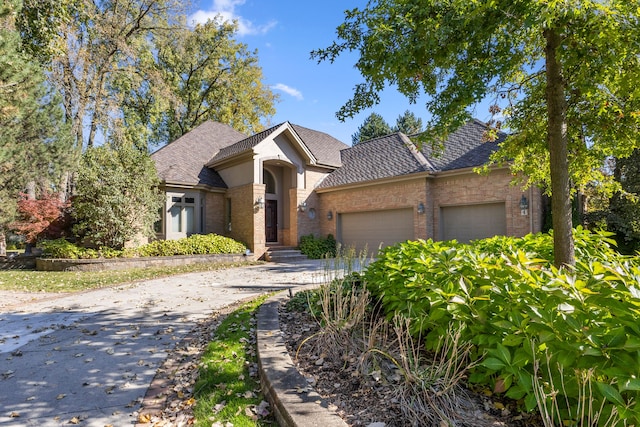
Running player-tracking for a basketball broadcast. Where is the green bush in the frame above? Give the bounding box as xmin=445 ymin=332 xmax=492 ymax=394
xmin=40 ymin=234 xmax=246 ymax=259
xmin=364 ymin=227 xmax=640 ymax=424
xmin=299 ymin=234 xmax=336 ymax=259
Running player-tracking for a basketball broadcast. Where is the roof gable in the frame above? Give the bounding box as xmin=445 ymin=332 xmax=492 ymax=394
xmin=208 ymin=122 xmax=349 ymax=169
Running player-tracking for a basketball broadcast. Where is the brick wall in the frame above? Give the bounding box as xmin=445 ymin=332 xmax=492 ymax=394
xmin=317 ymin=168 xmax=542 ymax=242
xmin=318 ymin=178 xmax=428 ymax=240
xmin=205 ymin=191 xmax=226 ymax=235
xmin=431 ymin=168 xmax=542 ymax=238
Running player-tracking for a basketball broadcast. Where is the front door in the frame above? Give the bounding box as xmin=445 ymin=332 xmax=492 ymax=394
xmin=265 ymin=199 xmax=277 ymax=242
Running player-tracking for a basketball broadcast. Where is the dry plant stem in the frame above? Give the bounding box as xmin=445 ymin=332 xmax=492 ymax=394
xmin=393 ymin=317 xmax=480 ymax=426
xmin=532 ymin=347 xmax=625 ymax=427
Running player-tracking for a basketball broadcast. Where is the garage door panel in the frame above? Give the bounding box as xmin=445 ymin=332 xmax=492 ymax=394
xmin=339 ymin=209 xmax=414 ymax=253
xmin=441 ymin=203 xmax=506 ymax=243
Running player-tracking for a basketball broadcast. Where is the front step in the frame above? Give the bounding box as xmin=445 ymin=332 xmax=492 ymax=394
xmin=264 ymin=246 xmax=308 ymax=262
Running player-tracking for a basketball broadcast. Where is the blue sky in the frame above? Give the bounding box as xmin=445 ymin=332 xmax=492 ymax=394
xmin=188 ymin=0 xmax=493 ymax=145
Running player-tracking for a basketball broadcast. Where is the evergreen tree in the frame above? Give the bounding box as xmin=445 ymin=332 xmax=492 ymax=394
xmin=0 ymin=0 xmax=74 ymax=255
xmin=351 ymin=112 xmax=392 ymax=144
xmin=393 ymin=110 xmax=423 ymax=135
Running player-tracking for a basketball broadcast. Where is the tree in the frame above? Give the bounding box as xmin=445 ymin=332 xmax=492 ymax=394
xmin=73 ymin=144 xmax=163 ymax=249
xmin=11 ymin=192 xmax=71 ymax=245
xmin=119 ymin=19 xmax=276 ymax=147
xmin=19 ymin=2 xmax=276 ymax=150
xmin=393 ymin=110 xmax=423 ymax=135
xmin=312 ymin=1 xmax=640 ymax=267
xmin=0 ymin=0 xmax=75 ymax=255
xmin=351 ymin=112 xmax=392 ymax=144
xmin=18 ymin=0 xmax=186 ymax=149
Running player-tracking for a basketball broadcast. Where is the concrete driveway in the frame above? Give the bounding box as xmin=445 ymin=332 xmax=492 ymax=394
xmin=0 ymin=261 xmax=326 ymax=426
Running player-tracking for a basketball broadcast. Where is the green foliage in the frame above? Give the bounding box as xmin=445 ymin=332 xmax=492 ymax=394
xmin=608 ymin=150 xmax=640 ymax=254
xmin=313 ymin=0 xmax=640 ymax=267
xmin=41 ymin=234 xmax=246 ymax=259
xmin=393 ymin=110 xmax=423 ymax=135
xmin=0 ymin=0 xmax=74 ymax=235
xmin=364 ymin=228 xmax=640 ymax=424
xmin=298 ymin=234 xmax=336 ymax=259
xmin=72 ymin=144 xmax=163 ymax=249
xmin=136 ymin=234 xmax=246 ymax=257
xmin=193 ymin=296 xmax=275 ymax=426
xmin=351 ymin=112 xmax=392 ymax=144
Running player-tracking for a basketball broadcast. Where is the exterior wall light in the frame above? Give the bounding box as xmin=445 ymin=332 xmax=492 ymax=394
xmin=255 ymin=196 xmax=265 ymax=210
xmin=327 ymin=210 xmax=333 ymax=220
xmin=298 ymin=201 xmax=307 ymax=212
xmin=417 ymin=202 xmax=425 ymax=214
xmin=520 ymin=195 xmax=529 ymax=216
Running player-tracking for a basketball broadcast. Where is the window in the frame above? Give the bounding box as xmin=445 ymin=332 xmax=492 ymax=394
xmin=264 ymin=170 xmax=276 ymax=194
xmin=169 ymin=194 xmax=197 ymax=234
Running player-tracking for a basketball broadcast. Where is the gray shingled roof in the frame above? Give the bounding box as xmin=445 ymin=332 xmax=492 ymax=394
xmin=317 ymin=132 xmax=430 ymax=188
xmin=151 ymin=121 xmax=248 ymax=188
xmin=318 ymin=120 xmax=505 ymax=189
xmin=209 ymin=124 xmax=282 ymax=164
xmin=290 ymin=124 xmax=349 ymax=167
xmin=209 ymin=122 xmax=349 ymax=167
xmin=419 ymin=119 xmax=504 ymax=171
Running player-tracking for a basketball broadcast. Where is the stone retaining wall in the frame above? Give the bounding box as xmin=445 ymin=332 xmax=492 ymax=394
xmin=36 ymin=253 xmax=254 ymax=272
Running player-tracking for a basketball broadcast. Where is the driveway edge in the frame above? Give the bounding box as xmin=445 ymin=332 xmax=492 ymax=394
xmin=257 ymin=291 xmax=348 ymax=427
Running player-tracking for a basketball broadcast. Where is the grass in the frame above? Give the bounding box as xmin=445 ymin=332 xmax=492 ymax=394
xmin=0 ymin=261 xmax=260 ymax=293
xmin=193 ymin=295 xmax=276 ymax=427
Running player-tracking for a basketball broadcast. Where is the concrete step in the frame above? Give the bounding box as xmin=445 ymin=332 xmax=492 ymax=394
xmin=265 ymin=246 xmax=308 ymax=262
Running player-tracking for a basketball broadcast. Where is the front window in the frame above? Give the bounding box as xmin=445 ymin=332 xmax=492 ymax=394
xmin=169 ymin=194 xmax=197 ymax=235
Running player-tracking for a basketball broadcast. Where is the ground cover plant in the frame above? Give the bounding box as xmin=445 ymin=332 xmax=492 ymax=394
xmin=365 ymin=227 xmax=640 ymax=425
xmin=39 ymin=233 xmax=246 ymax=259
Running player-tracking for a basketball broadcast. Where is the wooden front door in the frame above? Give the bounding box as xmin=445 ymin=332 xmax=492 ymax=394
xmin=265 ymin=199 xmax=277 ymax=242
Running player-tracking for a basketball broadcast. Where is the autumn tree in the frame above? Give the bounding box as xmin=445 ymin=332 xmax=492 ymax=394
xmin=19 ymin=2 xmax=276 ymax=151
xmin=11 ymin=192 xmax=71 ymax=245
xmin=0 ymin=0 xmax=75 ymax=255
xmin=120 ymin=19 xmax=276 ymax=147
xmin=313 ymin=1 xmax=640 ymax=267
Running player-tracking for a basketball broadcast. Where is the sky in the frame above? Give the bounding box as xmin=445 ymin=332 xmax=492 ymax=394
xmin=188 ymin=0 xmax=496 ymax=145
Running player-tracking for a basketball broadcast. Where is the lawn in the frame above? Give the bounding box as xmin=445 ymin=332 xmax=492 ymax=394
xmin=0 ymin=261 xmax=259 ymax=293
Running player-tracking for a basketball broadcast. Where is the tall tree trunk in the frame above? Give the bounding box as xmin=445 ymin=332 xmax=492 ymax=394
xmin=545 ymin=28 xmax=575 ymax=268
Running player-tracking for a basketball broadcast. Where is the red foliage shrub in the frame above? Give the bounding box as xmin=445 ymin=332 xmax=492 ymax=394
xmin=11 ymin=192 xmax=71 ymax=243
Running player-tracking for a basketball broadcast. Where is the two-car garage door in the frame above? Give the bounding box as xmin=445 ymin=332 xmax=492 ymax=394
xmin=338 ymin=203 xmax=507 ymax=253
xmin=440 ymin=202 xmax=506 ymax=243
xmin=339 ymin=209 xmax=414 ymax=253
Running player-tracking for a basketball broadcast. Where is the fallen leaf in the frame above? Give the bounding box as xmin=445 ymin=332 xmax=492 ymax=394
xmin=56 ymin=393 xmax=66 ymax=400
xmin=137 ymin=413 xmax=152 ymax=423
xmin=106 ymin=348 xmax=115 ymax=355
xmin=26 ymin=396 xmax=36 ymax=401
xmin=69 ymin=416 xmax=80 ymax=424
xmin=45 ymin=360 xmax=55 ymax=365
xmin=9 ymin=412 xmax=19 ymax=418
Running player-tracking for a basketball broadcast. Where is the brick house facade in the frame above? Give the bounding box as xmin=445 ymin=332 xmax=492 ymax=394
xmin=152 ymin=119 xmax=543 ymax=258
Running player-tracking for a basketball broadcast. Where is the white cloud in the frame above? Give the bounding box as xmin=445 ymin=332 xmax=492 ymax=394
xmin=188 ymin=0 xmax=277 ymax=36
xmin=272 ymin=83 xmax=303 ymax=100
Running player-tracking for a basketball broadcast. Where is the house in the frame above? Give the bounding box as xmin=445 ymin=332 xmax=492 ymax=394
xmin=151 ymin=119 xmax=543 ymax=258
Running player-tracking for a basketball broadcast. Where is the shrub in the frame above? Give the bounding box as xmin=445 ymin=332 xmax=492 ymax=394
xmin=136 ymin=234 xmax=246 ymax=257
xmin=299 ymin=234 xmax=336 ymax=259
xmin=40 ymin=234 xmax=246 ymax=259
xmin=364 ymin=227 xmax=640 ymax=424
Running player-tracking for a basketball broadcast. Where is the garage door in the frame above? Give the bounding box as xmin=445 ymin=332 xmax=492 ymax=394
xmin=339 ymin=209 xmax=414 ymax=254
xmin=440 ymin=203 xmax=506 ymax=243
